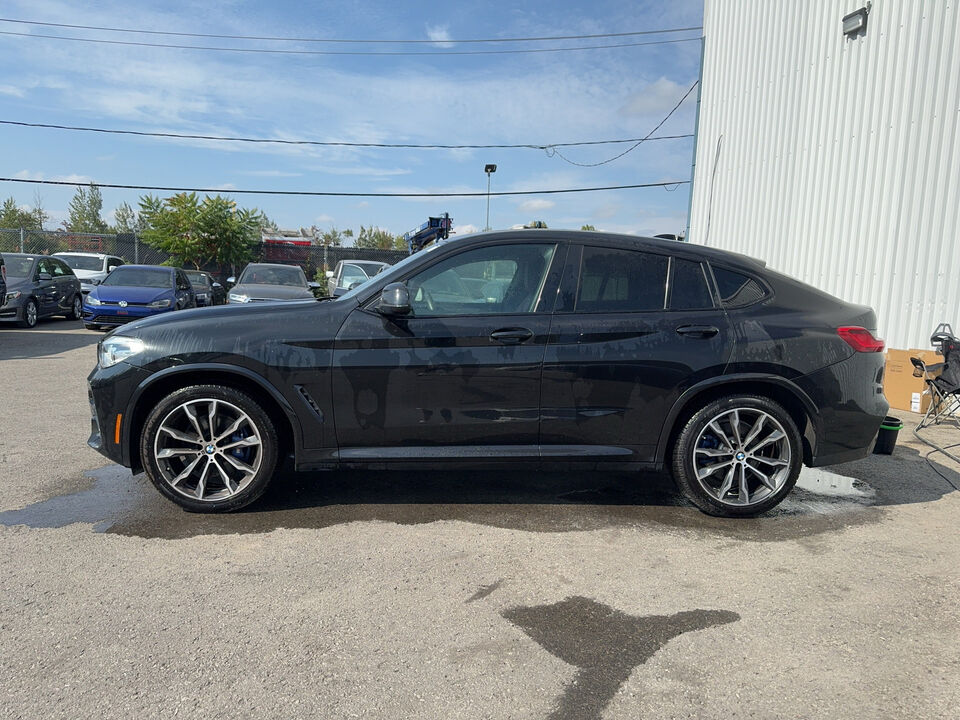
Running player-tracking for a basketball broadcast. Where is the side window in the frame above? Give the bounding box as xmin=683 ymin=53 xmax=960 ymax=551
xmin=37 ymin=259 xmax=54 ymax=277
xmin=712 ymin=266 xmax=767 ymax=308
xmin=576 ymin=246 xmax=668 ymax=313
xmin=110 ymin=257 xmax=124 ymax=269
xmin=669 ymin=258 xmax=714 ymax=310
xmin=405 ymin=243 xmax=557 ymax=316
xmin=176 ymin=272 xmax=188 ymax=290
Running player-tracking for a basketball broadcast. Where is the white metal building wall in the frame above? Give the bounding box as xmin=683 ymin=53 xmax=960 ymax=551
xmin=687 ymin=0 xmax=960 ymax=351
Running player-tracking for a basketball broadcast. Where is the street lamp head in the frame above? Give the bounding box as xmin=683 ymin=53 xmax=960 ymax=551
xmin=484 ymin=164 xmax=497 ymax=174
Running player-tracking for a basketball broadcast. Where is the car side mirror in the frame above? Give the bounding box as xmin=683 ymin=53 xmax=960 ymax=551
xmin=108 ymin=265 xmax=117 ymax=272
xmin=212 ymin=282 xmax=222 ymax=288
xmin=378 ymin=282 xmax=411 ymax=316
xmin=308 ymin=281 xmax=321 ymax=289
xmin=325 ymin=270 xmax=334 ymax=279
xmin=38 ymin=272 xmax=52 ymax=281
xmin=226 ymin=276 xmax=236 ymax=284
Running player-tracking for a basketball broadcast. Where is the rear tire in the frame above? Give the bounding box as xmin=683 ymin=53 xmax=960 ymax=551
xmin=65 ymin=294 xmax=83 ymax=320
xmin=671 ymin=394 xmax=802 ymax=517
xmin=140 ymin=384 xmax=279 ymax=513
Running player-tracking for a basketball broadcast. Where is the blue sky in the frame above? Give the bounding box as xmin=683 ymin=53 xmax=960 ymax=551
xmin=0 ymin=0 xmax=704 ymax=242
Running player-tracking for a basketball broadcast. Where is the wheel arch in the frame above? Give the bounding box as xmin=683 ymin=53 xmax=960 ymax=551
xmin=124 ymin=364 xmax=301 ymax=474
xmin=657 ymin=374 xmax=820 ymax=467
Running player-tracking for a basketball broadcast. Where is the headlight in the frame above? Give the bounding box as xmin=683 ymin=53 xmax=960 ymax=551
xmin=148 ymin=298 xmax=172 ymax=308
xmin=5 ymin=290 xmax=21 ymax=303
xmin=99 ymin=336 xmax=145 ymax=368
xmin=86 ymin=295 xmax=102 ymax=306
xmin=229 ymin=293 xmax=250 ymax=303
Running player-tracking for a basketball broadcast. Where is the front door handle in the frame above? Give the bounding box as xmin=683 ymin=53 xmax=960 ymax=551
xmin=676 ymin=324 xmax=719 ymax=338
xmin=490 ymin=327 xmax=534 ymax=344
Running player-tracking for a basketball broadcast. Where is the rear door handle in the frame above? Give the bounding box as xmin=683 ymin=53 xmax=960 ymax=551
xmin=676 ymin=324 xmax=719 ymax=338
xmin=490 ymin=327 xmax=533 ymax=344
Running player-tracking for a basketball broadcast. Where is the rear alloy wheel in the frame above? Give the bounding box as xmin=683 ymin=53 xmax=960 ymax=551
xmin=140 ymin=385 xmax=278 ymax=512
xmin=66 ymin=294 xmax=83 ymax=320
xmin=19 ymin=298 xmax=38 ymax=328
xmin=671 ymin=395 xmax=802 ymax=517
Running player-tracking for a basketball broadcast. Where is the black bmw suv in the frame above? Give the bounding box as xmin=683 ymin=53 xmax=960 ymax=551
xmin=87 ymin=231 xmax=888 ymax=516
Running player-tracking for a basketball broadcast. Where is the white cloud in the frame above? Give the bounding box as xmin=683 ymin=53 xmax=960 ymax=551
xmin=240 ymin=170 xmax=303 ymax=177
xmin=315 ymin=214 xmax=334 ymax=224
xmin=619 ymin=77 xmax=687 ymax=117
xmin=452 ymin=223 xmax=479 ymax=235
xmin=14 ymin=170 xmax=94 ymax=184
xmin=518 ymin=198 xmax=555 ymax=212
xmin=426 ymin=25 xmax=454 ymax=48
xmin=0 ymin=84 xmax=24 ymax=97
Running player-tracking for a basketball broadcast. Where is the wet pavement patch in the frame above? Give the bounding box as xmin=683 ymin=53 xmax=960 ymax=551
xmin=502 ymin=596 xmax=739 ymax=720
xmin=0 ymin=458 xmax=950 ymax=541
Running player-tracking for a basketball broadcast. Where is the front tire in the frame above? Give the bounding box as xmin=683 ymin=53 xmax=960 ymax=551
xmin=140 ymin=385 xmax=279 ymax=513
xmin=18 ymin=299 xmax=38 ymax=328
xmin=671 ymin=395 xmax=802 ymax=517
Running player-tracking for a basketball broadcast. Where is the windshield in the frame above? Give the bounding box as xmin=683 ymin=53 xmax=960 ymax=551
xmin=185 ymin=271 xmax=210 ymax=288
xmin=4 ymin=257 xmax=35 ymax=278
xmin=102 ymin=267 xmax=172 ymax=289
xmin=239 ymin=265 xmax=306 ymax=287
xmin=58 ymin=255 xmax=104 ymax=272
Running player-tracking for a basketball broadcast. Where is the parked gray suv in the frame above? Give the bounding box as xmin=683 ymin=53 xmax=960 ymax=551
xmin=0 ymin=253 xmax=83 ymax=328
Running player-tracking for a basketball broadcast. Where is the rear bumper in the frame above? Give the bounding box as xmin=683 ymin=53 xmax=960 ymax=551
xmin=797 ymin=351 xmax=888 ymax=467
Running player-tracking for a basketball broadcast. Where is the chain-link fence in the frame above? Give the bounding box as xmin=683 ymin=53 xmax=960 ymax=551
xmin=0 ymin=228 xmax=408 ymax=283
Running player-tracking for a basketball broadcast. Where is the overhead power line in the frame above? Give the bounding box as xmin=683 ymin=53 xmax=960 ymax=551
xmin=0 ymin=18 xmax=703 ymax=44
xmin=548 ymin=80 xmax=700 ymax=166
xmin=0 ymin=119 xmax=693 ymax=150
xmin=0 ymin=30 xmax=700 ymax=56
xmin=0 ymin=177 xmax=689 ymax=198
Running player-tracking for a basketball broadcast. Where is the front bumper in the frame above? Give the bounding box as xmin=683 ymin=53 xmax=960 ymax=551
xmin=83 ymin=304 xmax=171 ymax=327
xmin=87 ymin=360 xmax=151 ymax=467
xmin=0 ymin=298 xmax=25 ymax=321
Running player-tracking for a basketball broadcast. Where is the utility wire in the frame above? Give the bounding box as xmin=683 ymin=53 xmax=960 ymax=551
xmin=0 ymin=30 xmax=700 ymax=56
xmin=0 ymin=177 xmax=689 ymax=198
xmin=0 ymin=119 xmax=692 ymax=150
xmin=548 ymin=80 xmax=699 ymax=166
xmin=0 ymin=18 xmax=703 ymax=44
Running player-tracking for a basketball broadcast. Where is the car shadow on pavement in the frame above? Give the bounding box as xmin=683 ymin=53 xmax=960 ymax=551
xmin=1 ymin=439 xmax=955 ymax=541
xmin=0 ymin=322 xmax=100 ymax=360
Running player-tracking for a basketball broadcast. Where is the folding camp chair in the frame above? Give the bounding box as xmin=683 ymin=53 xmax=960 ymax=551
xmin=911 ymin=334 xmax=960 ymax=429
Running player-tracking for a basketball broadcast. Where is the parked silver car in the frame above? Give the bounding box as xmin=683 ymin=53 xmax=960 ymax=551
xmin=226 ymin=263 xmax=319 ymax=303
xmin=325 ymin=260 xmax=390 ymax=296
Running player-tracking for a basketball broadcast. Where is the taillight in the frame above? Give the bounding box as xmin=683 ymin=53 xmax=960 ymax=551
xmin=837 ymin=326 xmax=885 ymax=352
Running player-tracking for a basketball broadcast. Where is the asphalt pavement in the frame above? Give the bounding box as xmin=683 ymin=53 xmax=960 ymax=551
xmin=1 ymin=322 xmax=958 ymax=719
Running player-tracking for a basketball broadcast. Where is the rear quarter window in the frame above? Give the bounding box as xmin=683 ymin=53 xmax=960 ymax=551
xmin=712 ymin=266 xmax=768 ymax=308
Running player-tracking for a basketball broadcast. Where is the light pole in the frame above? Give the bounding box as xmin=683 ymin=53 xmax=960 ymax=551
xmin=484 ymin=163 xmax=497 ymax=230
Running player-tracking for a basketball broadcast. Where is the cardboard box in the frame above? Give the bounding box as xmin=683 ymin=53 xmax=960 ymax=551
xmin=883 ymin=348 xmax=942 ymax=414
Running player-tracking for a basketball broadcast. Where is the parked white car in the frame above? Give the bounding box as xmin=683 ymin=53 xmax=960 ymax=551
xmin=54 ymin=252 xmax=126 ymax=294
xmin=325 ymin=260 xmax=390 ymax=296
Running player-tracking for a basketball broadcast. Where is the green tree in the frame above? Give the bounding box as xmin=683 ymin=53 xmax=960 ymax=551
xmin=355 ymin=225 xmax=399 ymax=249
xmin=111 ymin=201 xmax=144 ymax=235
xmin=139 ymin=192 xmax=264 ymax=270
xmin=64 ymin=183 xmax=109 ymax=233
xmin=0 ymin=195 xmax=47 ymax=230
xmin=580 ymin=224 xmax=596 ymax=231
xmin=318 ymin=226 xmax=353 ymax=246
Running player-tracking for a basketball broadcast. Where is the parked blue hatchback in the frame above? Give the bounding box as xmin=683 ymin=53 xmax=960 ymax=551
xmin=83 ymin=265 xmax=197 ymax=330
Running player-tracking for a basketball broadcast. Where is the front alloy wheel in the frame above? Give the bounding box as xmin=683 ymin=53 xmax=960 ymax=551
xmin=20 ymin=299 xmax=38 ymax=328
xmin=141 ymin=385 xmax=278 ymax=512
xmin=672 ymin=395 xmax=801 ymax=517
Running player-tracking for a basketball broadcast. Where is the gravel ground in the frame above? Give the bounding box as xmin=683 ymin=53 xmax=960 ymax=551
xmin=1 ymin=323 xmax=958 ymax=719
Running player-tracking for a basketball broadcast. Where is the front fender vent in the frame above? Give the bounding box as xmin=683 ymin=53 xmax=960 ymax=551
xmin=294 ymin=384 xmax=324 ymax=422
